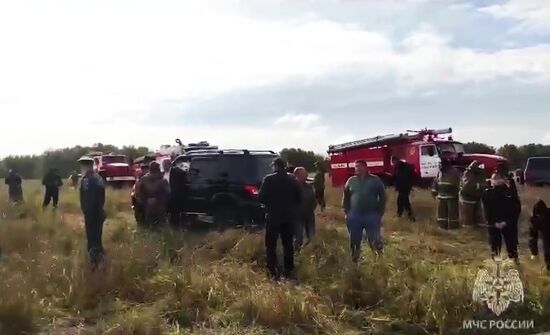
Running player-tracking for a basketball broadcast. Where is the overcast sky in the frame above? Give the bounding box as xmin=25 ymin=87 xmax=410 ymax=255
xmin=1 ymin=0 xmax=550 ymax=157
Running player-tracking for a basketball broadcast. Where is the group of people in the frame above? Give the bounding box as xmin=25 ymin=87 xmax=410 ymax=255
xmin=3 ymin=153 xmax=550 ymax=276
xmin=258 ymin=158 xmax=326 ymax=279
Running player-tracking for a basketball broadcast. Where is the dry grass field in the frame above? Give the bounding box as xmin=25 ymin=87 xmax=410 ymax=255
xmin=1 ymin=181 xmax=550 ymax=335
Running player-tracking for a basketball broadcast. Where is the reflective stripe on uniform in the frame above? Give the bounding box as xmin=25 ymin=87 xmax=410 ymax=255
xmin=437 ymin=218 xmax=448 ymax=221
xmin=438 ymin=182 xmax=455 ymax=186
xmin=437 ymin=196 xmax=457 ymax=199
xmin=460 ymin=199 xmax=478 ymax=204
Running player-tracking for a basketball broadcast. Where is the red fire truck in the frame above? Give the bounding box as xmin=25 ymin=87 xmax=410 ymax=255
xmin=328 ymin=128 xmax=506 ymax=187
xmin=90 ymin=152 xmax=136 ymax=185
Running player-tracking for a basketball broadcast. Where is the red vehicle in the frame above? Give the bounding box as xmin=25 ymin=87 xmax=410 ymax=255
xmin=90 ymin=152 xmax=136 ymax=185
xmin=328 ymin=128 xmax=506 ymax=187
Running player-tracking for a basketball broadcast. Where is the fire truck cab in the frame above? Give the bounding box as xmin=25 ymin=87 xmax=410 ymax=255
xmin=328 ymin=128 xmax=506 ymax=187
xmin=90 ymin=152 xmax=136 ymax=185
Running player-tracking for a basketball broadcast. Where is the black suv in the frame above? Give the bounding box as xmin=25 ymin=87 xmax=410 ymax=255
xmin=173 ymin=149 xmax=278 ymax=226
xmin=524 ymin=157 xmax=550 ymax=186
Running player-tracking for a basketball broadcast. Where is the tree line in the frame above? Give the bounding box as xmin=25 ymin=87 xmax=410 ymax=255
xmin=463 ymin=142 xmax=550 ymax=169
xmin=0 ymin=144 xmax=149 ymax=179
xmin=1 ymin=142 xmax=546 ymax=179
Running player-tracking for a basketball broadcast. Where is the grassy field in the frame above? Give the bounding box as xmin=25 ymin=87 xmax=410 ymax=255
xmin=1 ymin=181 xmax=550 ymax=335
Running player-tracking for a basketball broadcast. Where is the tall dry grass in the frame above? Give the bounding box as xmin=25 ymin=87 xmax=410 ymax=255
xmin=0 ymin=180 xmax=550 ymax=334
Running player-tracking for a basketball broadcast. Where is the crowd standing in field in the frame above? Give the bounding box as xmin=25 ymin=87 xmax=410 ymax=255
xmin=3 ymin=154 xmax=550 ymax=276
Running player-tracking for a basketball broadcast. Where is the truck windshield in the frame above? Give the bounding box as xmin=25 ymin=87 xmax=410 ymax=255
xmin=102 ymin=156 xmax=127 ymax=164
xmin=437 ymin=142 xmax=465 ymax=154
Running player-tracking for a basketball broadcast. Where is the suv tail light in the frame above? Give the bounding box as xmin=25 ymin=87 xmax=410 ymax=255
xmin=244 ymin=185 xmax=259 ymax=196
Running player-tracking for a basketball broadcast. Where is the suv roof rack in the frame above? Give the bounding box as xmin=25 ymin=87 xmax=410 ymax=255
xmin=180 ymin=149 xmax=276 ymax=156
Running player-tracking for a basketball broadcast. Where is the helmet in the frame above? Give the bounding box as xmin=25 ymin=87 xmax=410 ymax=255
xmin=467 ymin=161 xmax=482 ymax=170
xmin=77 ymin=156 xmax=94 ymax=163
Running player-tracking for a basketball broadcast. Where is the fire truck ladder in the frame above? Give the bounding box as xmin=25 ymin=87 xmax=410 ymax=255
xmin=327 ymin=128 xmax=453 ymax=153
xmin=328 ymin=133 xmax=409 ymax=153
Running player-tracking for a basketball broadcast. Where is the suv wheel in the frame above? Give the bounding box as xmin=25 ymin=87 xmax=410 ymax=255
xmin=213 ymin=205 xmax=241 ymax=230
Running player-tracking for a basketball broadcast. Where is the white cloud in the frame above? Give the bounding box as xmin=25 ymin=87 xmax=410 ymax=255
xmin=480 ymin=0 xmax=550 ymax=33
xmin=1 ymin=0 xmax=550 ymax=156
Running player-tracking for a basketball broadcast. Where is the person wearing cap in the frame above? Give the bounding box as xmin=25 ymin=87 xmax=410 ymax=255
xmin=259 ymin=157 xmax=302 ymax=280
xmin=4 ymin=169 xmax=23 ymax=204
xmin=78 ymin=156 xmax=106 ymax=269
xmin=293 ymin=167 xmax=316 ymax=251
xmin=482 ymin=172 xmax=520 ymax=262
xmin=313 ymin=161 xmax=326 ymax=212
xmin=432 ymin=157 xmax=461 ymax=230
xmin=391 ymin=156 xmax=415 ymax=222
xmin=134 ymin=161 xmax=170 ymax=229
xmin=459 ymin=161 xmax=487 ymax=226
xmin=42 ymin=168 xmax=63 ymax=209
xmin=343 ymin=160 xmax=386 ymax=262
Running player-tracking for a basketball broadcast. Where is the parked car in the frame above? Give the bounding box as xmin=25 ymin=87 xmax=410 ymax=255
xmin=524 ymin=157 xmax=550 ymax=186
xmin=172 ymin=149 xmax=278 ymax=227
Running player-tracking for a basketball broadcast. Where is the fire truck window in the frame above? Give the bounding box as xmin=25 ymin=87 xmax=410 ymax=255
xmin=421 ymin=146 xmax=436 ymax=157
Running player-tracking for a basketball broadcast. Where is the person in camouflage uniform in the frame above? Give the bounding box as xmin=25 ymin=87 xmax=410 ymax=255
xmin=134 ymin=162 xmax=170 ymax=228
xmin=460 ymin=161 xmax=487 ymax=227
xmin=432 ymin=158 xmax=461 ymax=229
xmin=313 ymin=162 xmax=326 ymax=211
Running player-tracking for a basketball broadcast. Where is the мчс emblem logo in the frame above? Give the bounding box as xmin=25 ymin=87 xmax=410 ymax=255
xmin=472 ymin=257 xmax=524 ymax=316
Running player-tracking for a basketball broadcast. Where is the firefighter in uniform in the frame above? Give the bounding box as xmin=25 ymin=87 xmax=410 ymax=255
xmin=460 ymin=161 xmax=486 ymax=226
xmin=432 ymin=157 xmax=461 ymax=229
xmin=78 ymin=156 xmax=106 ymax=269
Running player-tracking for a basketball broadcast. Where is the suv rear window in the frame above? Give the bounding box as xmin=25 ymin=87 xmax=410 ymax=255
xmin=527 ymin=158 xmax=550 ymax=170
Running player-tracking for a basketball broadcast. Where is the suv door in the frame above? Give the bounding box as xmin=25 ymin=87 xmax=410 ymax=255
xmin=187 ymin=156 xmax=220 ymax=213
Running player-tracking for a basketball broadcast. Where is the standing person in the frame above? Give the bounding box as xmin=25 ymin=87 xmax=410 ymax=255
xmin=162 ymin=159 xmax=171 ymax=183
xmin=4 ymin=169 xmax=23 ymax=204
xmin=293 ymin=167 xmax=316 ymax=251
xmin=131 ymin=164 xmax=149 ymax=227
xmin=78 ymin=156 xmax=106 ymax=269
xmin=168 ymin=162 xmax=189 ymax=228
xmin=259 ymin=158 xmax=301 ymax=280
xmin=69 ymin=170 xmax=80 ymax=189
xmin=460 ymin=161 xmax=487 ymax=226
xmin=42 ymin=168 xmax=63 ymax=209
xmin=342 ymin=160 xmax=387 ymax=262
xmin=482 ymin=172 xmax=520 ymax=262
xmin=134 ymin=162 xmax=170 ymax=229
xmin=391 ymin=156 xmax=415 ymax=221
xmin=529 ymin=200 xmax=550 ymax=273
xmin=432 ymin=158 xmax=461 ymax=230
xmin=313 ymin=162 xmax=326 ymax=212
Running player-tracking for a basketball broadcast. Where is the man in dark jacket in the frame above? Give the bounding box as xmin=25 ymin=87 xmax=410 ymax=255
xmin=168 ymin=162 xmax=189 ymax=228
xmin=313 ymin=162 xmax=326 ymax=211
xmin=482 ymin=172 xmax=521 ymax=262
xmin=293 ymin=167 xmax=316 ymax=251
xmin=529 ymin=200 xmax=550 ymax=273
xmin=259 ymin=158 xmax=301 ymax=280
xmin=392 ymin=156 xmax=415 ymax=221
xmin=4 ymin=169 xmax=23 ymax=204
xmin=42 ymin=168 xmax=63 ymax=209
xmin=79 ymin=156 xmax=106 ymax=269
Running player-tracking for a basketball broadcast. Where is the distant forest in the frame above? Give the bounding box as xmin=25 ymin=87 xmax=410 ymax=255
xmin=0 ymin=142 xmax=548 ymax=179
xmin=0 ymin=145 xmax=326 ymax=179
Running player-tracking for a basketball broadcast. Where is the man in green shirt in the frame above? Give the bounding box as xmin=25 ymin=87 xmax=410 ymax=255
xmin=343 ymin=160 xmax=387 ymax=262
